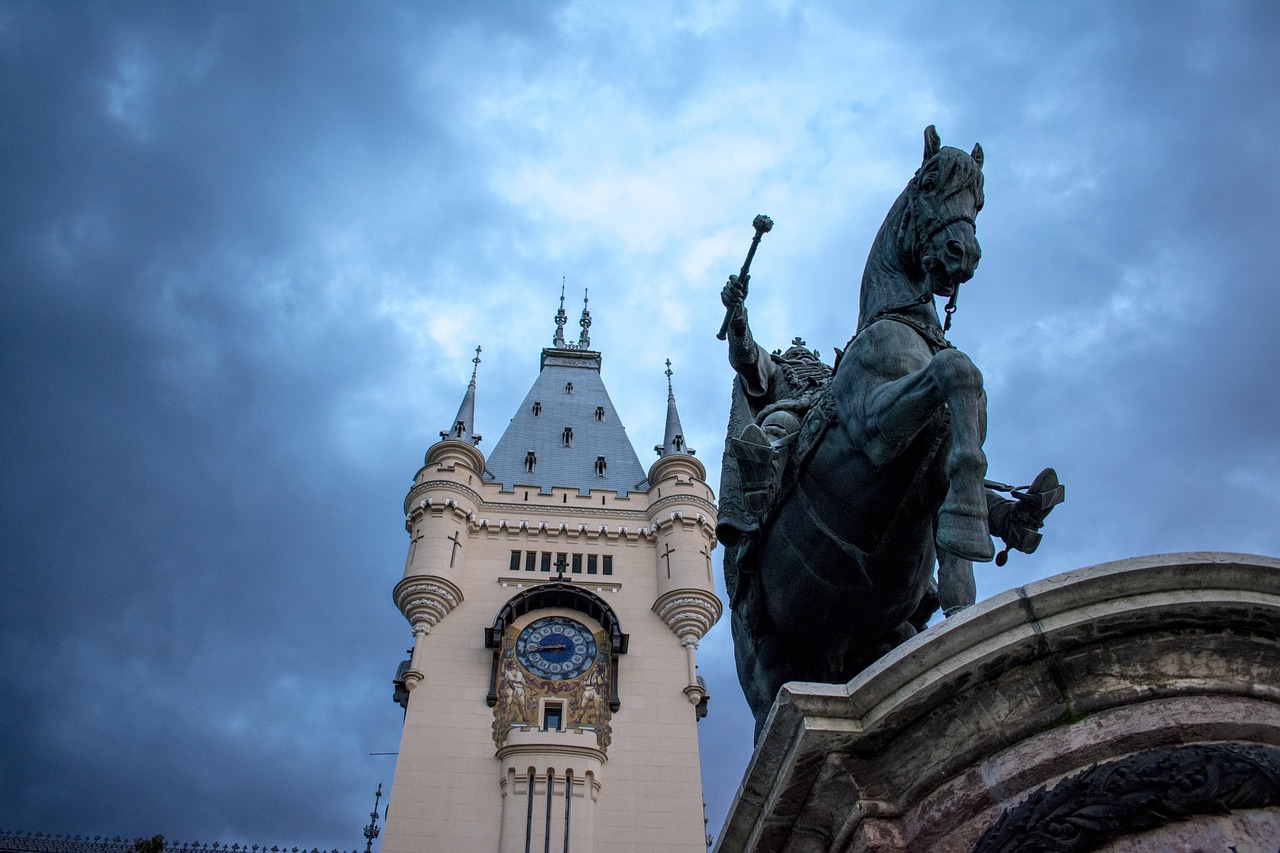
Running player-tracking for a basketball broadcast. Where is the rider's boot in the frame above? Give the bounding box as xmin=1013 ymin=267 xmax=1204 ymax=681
xmin=988 ymin=468 xmax=1065 ymax=564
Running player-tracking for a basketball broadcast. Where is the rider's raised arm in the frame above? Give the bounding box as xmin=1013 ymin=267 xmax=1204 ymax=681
xmin=722 ymin=274 xmax=773 ymax=399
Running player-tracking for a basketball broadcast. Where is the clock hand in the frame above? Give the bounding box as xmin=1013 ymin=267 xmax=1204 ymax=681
xmin=530 ymin=643 xmax=569 ymax=653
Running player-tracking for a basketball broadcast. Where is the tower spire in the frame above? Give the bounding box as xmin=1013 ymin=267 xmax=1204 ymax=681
xmin=441 ymin=345 xmax=483 ymax=446
xmin=578 ymin=289 xmax=592 ymax=349
xmin=656 ymin=358 xmax=692 ymax=457
xmin=553 ymin=279 xmax=567 ymax=348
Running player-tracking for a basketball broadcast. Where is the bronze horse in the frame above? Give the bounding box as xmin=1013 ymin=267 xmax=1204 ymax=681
xmin=719 ymin=127 xmax=1061 ymax=737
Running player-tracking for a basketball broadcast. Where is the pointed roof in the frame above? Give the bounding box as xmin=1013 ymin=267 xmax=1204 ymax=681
xmin=655 ymin=359 xmax=693 ymax=457
xmin=441 ymin=345 xmax=483 ymax=446
xmin=553 ymin=280 xmax=568 ymax=348
xmin=484 ymin=296 xmax=645 ymax=495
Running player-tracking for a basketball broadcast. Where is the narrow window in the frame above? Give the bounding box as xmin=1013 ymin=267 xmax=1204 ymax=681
xmin=602 ymin=555 xmax=613 ymax=576
xmin=540 ymin=552 xmax=552 ymax=572
xmin=543 ymin=702 xmax=563 ymax=732
xmin=595 ymin=456 xmax=606 ymax=477
xmin=571 ymin=554 xmax=582 ymax=574
xmin=673 ymin=434 xmax=684 ymax=451
xmin=586 ymin=554 xmax=597 ymax=575
xmin=562 ymin=426 xmax=573 ymax=446
xmin=532 ymin=401 xmax=542 ymax=416
xmin=454 ymin=421 xmax=466 ymax=437
xmin=595 ymin=406 xmax=604 ymax=421
xmin=524 ymin=451 xmax=536 ymax=473
xmin=509 ymin=551 xmax=521 ymax=572
xmin=525 ymin=551 xmax=537 ymax=572
xmin=565 ymin=382 xmax=573 ymax=394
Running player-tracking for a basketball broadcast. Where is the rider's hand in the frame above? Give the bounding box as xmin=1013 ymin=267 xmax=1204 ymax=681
xmin=721 ymin=274 xmax=749 ymax=310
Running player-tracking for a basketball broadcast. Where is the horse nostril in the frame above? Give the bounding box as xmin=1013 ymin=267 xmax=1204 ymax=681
xmin=946 ymin=239 xmax=965 ymax=260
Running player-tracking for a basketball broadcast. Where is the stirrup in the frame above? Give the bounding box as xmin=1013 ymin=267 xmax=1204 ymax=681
xmin=995 ymin=468 xmax=1065 ymax=566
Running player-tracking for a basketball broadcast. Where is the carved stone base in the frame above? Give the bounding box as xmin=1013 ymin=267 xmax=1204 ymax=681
xmin=713 ymin=553 xmax=1280 ymax=853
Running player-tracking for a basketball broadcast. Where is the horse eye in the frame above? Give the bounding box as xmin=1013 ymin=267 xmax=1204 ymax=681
xmin=921 ymin=178 xmax=936 ymax=192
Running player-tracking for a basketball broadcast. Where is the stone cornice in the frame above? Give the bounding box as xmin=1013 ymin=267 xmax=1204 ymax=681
xmin=646 ymin=492 xmax=718 ymax=522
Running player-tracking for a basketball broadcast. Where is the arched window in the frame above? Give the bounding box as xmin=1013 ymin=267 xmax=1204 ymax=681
xmin=595 ymin=456 xmax=607 ymax=476
xmin=565 ymin=382 xmax=573 ymax=394
xmin=595 ymin=406 xmax=604 ymax=421
xmin=532 ymin=401 xmax=542 ymax=416
xmin=562 ymin=426 xmax=573 ymax=447
xmin=524 ymin=451 xmax=536 ymax=473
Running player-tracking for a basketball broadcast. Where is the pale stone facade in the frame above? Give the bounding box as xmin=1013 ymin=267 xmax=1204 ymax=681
xmin=381 ymin=335 xmax=721 ymax=853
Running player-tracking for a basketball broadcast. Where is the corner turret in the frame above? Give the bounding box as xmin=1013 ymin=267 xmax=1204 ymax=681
xmin=646 ymin=362 xmax=720 ymax=709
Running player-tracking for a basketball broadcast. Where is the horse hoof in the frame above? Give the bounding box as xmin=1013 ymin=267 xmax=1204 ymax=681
xmin=937 ymin=512 xmax=995 ymax=562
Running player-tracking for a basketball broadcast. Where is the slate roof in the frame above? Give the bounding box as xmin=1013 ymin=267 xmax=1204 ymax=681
xmin=483 ymin=348 xmax=647 ymax=495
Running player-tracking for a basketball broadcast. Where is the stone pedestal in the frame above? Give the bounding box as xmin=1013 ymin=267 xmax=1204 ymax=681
xmin=714 ymin=553 xmax=1280 ymax=853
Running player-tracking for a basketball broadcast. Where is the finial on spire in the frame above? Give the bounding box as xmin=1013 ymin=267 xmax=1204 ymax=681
xmin=656 ymin=358 xmax=692 ymax=457
xmin=553 ymin=279 xmax=568 ymax=348
xmin=578 ymin=288 xmax=591 ymax=349
xmin=441 ymin=344 xmax=483 ymax=446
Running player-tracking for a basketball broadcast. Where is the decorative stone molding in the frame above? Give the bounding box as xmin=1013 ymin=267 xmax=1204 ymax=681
xmin=653 ymin=590 xmax=722 ymax=642
xmin=975 ymin=742 xmax=1280 ymax=853
xmin=393 ymin=575 xmax=464 ymax=631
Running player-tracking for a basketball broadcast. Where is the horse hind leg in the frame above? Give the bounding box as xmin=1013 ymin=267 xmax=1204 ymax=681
xmin=931 ymin=349 xmax=995 ymax=561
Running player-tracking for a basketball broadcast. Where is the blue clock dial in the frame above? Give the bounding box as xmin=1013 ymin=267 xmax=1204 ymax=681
xmin=516 ymin=616 xmax=597 ymax=680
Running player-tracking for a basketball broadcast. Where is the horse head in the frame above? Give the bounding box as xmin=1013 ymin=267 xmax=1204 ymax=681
xmin=898 ymin=125 xmax=985 ymax=298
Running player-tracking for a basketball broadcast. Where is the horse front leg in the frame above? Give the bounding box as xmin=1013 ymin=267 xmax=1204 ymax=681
xmin=863 ymin=348 xmax=994 ymax=561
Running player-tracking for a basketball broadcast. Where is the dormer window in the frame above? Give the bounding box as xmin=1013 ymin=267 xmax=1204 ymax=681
xmin=565 ymin=382 xmax=573 ymax=394
xmin=454 ymin=421 xmax=466 ymax=438
xmin=673 ymin=434 xmax=684 ymax=451
xmin=595 ymin=456 xmax=607 ymax=476
xmin=562 ymin=427 xmax=573 ymax=447
xmin=524 ymin=451 xmax=536 ymax=473
xmin=532 ymin=401 xmax=542 ymax=416
xmin=595 ymin=406 xmax=604 ymax=421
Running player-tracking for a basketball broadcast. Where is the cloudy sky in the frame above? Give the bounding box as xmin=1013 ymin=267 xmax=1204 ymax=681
xmin=3 ymin=0 xmax=1279 ymax=847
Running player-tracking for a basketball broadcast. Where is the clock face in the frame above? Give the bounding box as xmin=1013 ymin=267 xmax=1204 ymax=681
xmin=516 ymin=616 xmax=597 ymax=680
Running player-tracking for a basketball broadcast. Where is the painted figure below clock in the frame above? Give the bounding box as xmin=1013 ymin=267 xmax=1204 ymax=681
xmin=516 ymin=616 xmax=597 ymax=680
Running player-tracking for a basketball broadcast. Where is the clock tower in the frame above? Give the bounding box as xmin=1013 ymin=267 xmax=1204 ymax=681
xmin=380 ymin=292 xmax=721 ymax=853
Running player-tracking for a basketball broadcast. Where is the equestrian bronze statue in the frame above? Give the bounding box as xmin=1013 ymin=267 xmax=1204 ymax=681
xmin=718 ymin=127 xmax=1064 ymax=738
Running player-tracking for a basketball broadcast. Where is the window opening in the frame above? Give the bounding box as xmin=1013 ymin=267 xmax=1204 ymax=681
xmin=595 ymin=406 xmax=604 ymax=421
xmin=586 ymin=555 xmax=597 ymax=575
xmin=454 ymin=421 xmax=466 ymax=438
xmin=540 ymin=552 xmax=552 ymax=572
xmin=562 ymin=426 xmax=573 ymax=446
xmin=572 ymin=554 xmax=582 ymax=573
xmin=565 ymin=382 xmax=573 ymax=394
xmin=595 ymin=456 xmax=606 ymax=477
xmin=509 ymin=551 xmax=521 ymax=572
xmin=673 ymin=434 xmax=684 ymax=451
xmin=532 ymin=401 xmax=541 ymax=416
xmin=602 ymin=555 xmax=613 ymax=576
xmin=543 ymin=702 xmax=563 ymax=732
xmin=525 ymin=551 xmax=537 ymax=572
xmin=524 ymin=451 xmax=536 ymax=473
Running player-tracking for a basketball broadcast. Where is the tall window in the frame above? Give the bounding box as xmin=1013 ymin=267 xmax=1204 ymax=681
xmin=524 ymin=451 xmax=536 ymax=473
xmin=532 ymin=401 xmax=542 ymax=416
xmin=595 ymin=406 xmax=604 ymax=421
xmin=543 ymin=702 xmax=563 ymax=731
xmin=565 ymin=382 xmax=573 ymax=394
xmin=562 ymin=426 xmax=573 ymax=446
xmin=595 ymin=456 xmax=607 ymax=476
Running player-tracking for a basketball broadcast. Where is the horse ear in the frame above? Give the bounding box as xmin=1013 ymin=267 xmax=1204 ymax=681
xmin=971 ymin=142 xmax=984 ymax=170
xmin=923 ymin=125 xmax=941 ymax=163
